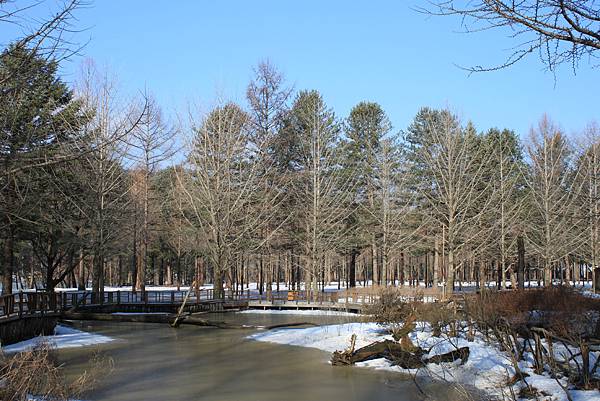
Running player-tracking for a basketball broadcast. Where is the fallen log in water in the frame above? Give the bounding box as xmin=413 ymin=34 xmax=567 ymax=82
xmin=61 ymin=311 xmax=319 ymax=330
xmin=331 ymin=336 xmax=469 ymax=369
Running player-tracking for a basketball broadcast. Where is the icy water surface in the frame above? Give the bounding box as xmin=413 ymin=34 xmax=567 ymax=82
xmin=58 ymin=314 xmax=472 ymax=401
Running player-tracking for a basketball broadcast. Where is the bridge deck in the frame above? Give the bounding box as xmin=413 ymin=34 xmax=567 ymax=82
xmin=247 ymin=300 xmax=365 ymax=313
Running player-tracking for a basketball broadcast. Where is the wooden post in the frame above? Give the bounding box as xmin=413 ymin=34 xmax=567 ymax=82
xmin=8 ymin=294 xmax=14 ymax=315
xmin=18 ymin=291 xmax=23 ymax=317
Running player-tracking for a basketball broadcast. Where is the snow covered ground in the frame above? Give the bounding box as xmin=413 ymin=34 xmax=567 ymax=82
xmin=53 ymin=285 xmax=209 ymax=292
xmin=2 ymin=325 xmax=114 ymax=354
xmin=249 ymin=322 xmax=600 ymax=401
xmin=9 ymin=280 xmax=595 ymax=295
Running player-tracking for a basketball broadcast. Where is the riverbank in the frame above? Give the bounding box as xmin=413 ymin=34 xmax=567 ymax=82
xmin=250 ymin=321 xmax=600 ymax=401
xmin=2 ymin=324 xmax=114 ymax=354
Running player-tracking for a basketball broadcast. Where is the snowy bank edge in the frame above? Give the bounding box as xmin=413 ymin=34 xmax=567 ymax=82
xmin=248 ymin=322 xmax=600 ymax=401
xmin=2 ymin=324 xmax=114 ymax=354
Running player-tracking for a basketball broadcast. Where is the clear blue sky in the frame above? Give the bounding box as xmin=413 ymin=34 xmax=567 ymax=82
xmin=6 ymin=0 xmax=600 ymax=138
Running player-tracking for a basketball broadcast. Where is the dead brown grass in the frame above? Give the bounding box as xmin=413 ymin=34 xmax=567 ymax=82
xmin=0 ymin=342 xmax=113 ymax=401
xmin=464 ymin=286 xmax=600 ymax=337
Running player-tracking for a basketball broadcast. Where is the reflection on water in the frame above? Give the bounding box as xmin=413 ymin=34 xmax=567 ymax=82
xmin=59 ymin=314 xmax=471 ymax=401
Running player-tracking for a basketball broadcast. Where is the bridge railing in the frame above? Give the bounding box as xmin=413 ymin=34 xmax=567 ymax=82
xmin=335 ymin=286 xmax=444 ymax=304
xmin=57 ymin=288 xmax=338 ymax=305
xmin=57 ymin=288 xmax=344 ymax=305
xmin=0 ymin=286 xmax=392 ymax=319
xmin=0 ymin=291 xmax=64 ymax=320
xmin=59 ymin=290 xmax=191 ymax=307
xmin=232 ymin=289 xmax=340 ymax=304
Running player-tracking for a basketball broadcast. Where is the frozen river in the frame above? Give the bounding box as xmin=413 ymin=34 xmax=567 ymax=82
xmin=58 ymin=313 xmax=472 ymax=401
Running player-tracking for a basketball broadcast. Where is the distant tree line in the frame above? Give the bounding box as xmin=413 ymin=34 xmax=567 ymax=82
xmin=1 ymin=2 xmax=599 ymax=299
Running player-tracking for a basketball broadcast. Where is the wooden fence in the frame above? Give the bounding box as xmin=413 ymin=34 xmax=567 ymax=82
xmin=335 ymin=286 xmax=444 ymax=304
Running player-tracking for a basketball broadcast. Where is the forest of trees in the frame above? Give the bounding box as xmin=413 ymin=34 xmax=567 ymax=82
xmin=1 ymin=43 xmax=599 ymax=300
xmin=1 ymin=0 xmax=600 ymax=301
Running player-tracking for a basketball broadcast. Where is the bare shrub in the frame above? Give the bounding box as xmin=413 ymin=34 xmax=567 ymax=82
xmin=0 ymin=342 xmax=113 ymax=401
xmin=415 ymin=301 xmax=460 ymax=338
xmin=367 ymin=287 xmax=600 ymax=396
xmin=465 ymin=286 xmax=600 ymax=334
xmin=464 ymin=287 xmax=600 ymax=393
xmin=367 ymin=288 xmax=464 ymax=340
xmin=366 ymin=288 xmax=419 ymax=341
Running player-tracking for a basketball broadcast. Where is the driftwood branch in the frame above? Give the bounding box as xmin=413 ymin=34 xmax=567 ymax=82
xmin=331 ymin=336 xmax=469 ymax=369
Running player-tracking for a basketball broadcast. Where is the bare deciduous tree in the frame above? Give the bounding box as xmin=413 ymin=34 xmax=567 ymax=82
xmin=75 ymin=61 xmax=146 ymax=296
xmin=573 ymin=122 xmax=600 ymax=290
xmin=0 ymin=0 xmax=88 ymax=84
xmin=524 ymin=116 xmax=582 ymax=287
xmin=182 ymin=101 xmax=284 ymax=299
xmin=127 ymin=94 xmax=177 ymax=293
xmin=416 ymin=112 xmax=494 ymax=294
xmin=246 ymin=60 xmax=292 ymax=295
xmin=367 ymin=137 xmax=420 ymax=286
xmin=422 ymin=1 xmax=600 ymax=71
xmin=485 ymin=129 xmax=526 ymax=288
xmin=290 ymin=90 xmax=355 ymax=299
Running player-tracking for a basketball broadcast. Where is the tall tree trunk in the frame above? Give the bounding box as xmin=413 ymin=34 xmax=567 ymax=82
xmin=276 ymin=252 xmax=280 ymax=293
xmin=152 ymin=254 xmax=158 ymax=285
xmin=194 ymin=256 xmax=200 ymax=288
xmin=131 ymin=211 xmax=138 ymax=292
xmin=372 ymin=241 xmax=378 ymax=286
xmin=176 ymin=250 xmax=181 ymax=291
xmin=433 ymin=238 xmax=440 ymax=287
xmin=131 ymin=252 xmax=138 ymax=291
xmin=517 ymin=235 xmax=525 ymax=289
xmin=2 ymin=229 xmax=14 ymax=295
xmin=136 ymin=252 xmax=145 ymax=293
xmin=67 ymin=249 xmax=75 ymax=288
xmin=213 ymin=252 xmax=225 ymax=300
xmin=117 ymin=255 xmax=123 ymax=287
xmin=92 ymin=253 xmax=104 ymax=301
xmin=159 ymin=257 xmax=164 ymax=285
xmin=78 ymin=249 xmax=85 ymax=290
xmin=259 ymin=254 xmax=264 ymax=295
xmin=349 ymin=249 xmax=357 ymax=288
xmin=166 ymin=260 xmax=172 ymax=286
xmin=447 ymin=249 xmax=455 ymax=296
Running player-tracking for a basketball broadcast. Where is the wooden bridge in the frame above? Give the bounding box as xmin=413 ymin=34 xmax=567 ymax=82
xmin=0 ymin=291 xmax=64 ymax=346
xmin=0 ymin=289 xmax=240 ymax=345
xmin=0 ymin=285 xmax=444 ymax=346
